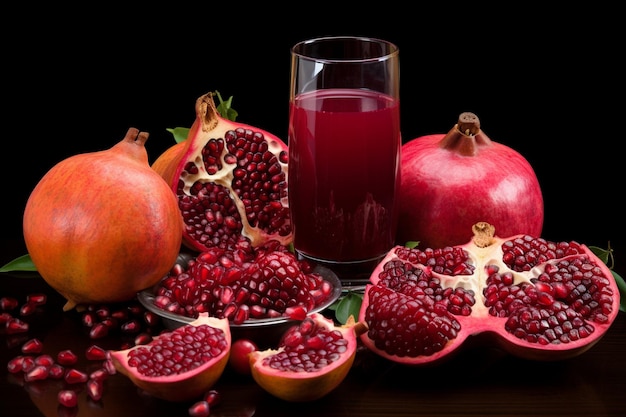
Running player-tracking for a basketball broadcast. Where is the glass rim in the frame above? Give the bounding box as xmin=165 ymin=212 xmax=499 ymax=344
xmin=291 ymin=36 xmax=399 ymax=64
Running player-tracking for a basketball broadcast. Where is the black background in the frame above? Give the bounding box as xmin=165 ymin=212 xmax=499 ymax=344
xmin=2 ymin=5 xmax=623 ymax=274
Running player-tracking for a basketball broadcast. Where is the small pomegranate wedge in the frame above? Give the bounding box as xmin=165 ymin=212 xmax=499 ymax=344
xmin=249 ymin=312 xmax=367 ymax=402
xmin=109 ymin=314 xmax=230 ymax=401
xmin=359 ymin=222 xmax=620 ymax=365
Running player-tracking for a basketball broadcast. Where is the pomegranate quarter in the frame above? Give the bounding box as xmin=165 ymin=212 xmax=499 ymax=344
xmin=359 ymin=222 xmax=620 ymax=365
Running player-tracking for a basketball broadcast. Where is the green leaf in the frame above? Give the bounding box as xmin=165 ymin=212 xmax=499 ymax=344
xmin=165 ymin=127 xmax=191 ymax=144
xmin=589 ymin=245 xmax=611 ymax=266
xmin=214 ymin=91 xmax=238 ymax=122
xmin=404 ymin=241 xmax=420 ymax=249
xmin=166 ymin=91 xmax=237 ymax=143
xmin=333 ymin=292 xmax=363 ymax=324
xmin=0 ymin=254 xmax=37 ymax=272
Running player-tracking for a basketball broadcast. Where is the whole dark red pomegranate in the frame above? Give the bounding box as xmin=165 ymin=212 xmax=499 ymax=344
xmin=359 ymin=222 xmax=620 ymax=365
xmin=397 ymin=112 xmax=543 ymax=249
xmin=152 ymin=92 xmax=291 ymax=253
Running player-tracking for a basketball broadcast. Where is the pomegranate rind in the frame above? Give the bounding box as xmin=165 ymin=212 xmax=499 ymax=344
xmin=152 ymin=92 xmax=291 ymax=252
xmin=23 ymin=128 xmax=183 ymax=311
xmin=397 ymin=122 xmax=544 ymax=249
xmin=359 ymin=228 xmax=620 ymax=365
xmin=249 ymin=313 xmax=362 ymax=402
xmin=109 ymin=314 xmax=231 ymax=402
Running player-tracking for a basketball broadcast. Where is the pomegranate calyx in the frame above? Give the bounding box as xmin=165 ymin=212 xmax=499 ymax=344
xmin=471 ymin=222 xmax=497 ymax=248
xmin=439 ymin=112 xmax=492 ymax=157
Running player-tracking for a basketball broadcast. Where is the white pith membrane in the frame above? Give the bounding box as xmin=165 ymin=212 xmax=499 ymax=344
xmin=359 ymin=223 xmax=620 ymax=364
xmin=173 ymin=93 xmax=291 ymax=251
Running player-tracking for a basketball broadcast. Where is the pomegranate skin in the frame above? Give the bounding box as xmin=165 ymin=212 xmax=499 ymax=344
xmin=360 ymin=222 xmax=620 ymax=365
xmin=23 ymin=128 xmax=183 ymax=311
xmin=152 ymin=91 xmax=291 ymax=253
xmin=396 ymin=112 xmax=543 ymax=249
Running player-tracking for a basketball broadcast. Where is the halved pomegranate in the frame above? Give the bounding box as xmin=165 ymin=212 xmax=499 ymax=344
xmin=249 ymin=313 xmax=367 ymax=402
xmin=109 ymin=314 xmax=230 ymax=401
xmin=359 ymin=222 xmax=620 ymax=365
xmin=152 ymin=91 xmax=291 ymax=253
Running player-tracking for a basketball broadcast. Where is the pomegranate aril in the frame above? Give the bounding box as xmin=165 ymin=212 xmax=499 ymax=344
xmin=86 ymin=344 xmax=108 ymax=361
xmin=203 ymin=389 xmax=221 ymax=406
xmin=87 ymin=378 xmax=104 ymax=401
xmin=65 ymin=368 xmax=89 ymax=384
xmin=7 ymin=356 xmax=26 ymax=373
xmin=20 ymin=302 xmax=38 ymax=316
xmin=6 ymin=317 xmax=29 ymax=333
xmin=58 ymin=389 xmax=78 ymax=407
xmin=188 ymin=400 xmax=210 ymax=417
xmin=26 ymin=293 xmax=47 ymax=305
xmin=21 ymin=338 xmax=44 ymax=354
xmin=57 ymin=349 xmax=78 ymax=365
xmin=34 ymin=354 xmax=55 ymax=367
xmin=24 ymin=364 xmax=49 ymax=382
xmin=89 ymin=322 xmax=109 ymax=339
xmin=49 ymin=363 xmax=66 ymax=379
xmin=0 ymin=296 xmax=19 ymax=311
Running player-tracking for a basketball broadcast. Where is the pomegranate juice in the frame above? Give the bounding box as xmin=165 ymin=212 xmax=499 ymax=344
xmin=288 ymin=89 xmax=401 ymax=279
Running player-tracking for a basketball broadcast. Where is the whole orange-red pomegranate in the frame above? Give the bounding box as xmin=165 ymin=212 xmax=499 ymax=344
xmin=23 ymin=128 xmax=183 ymax=311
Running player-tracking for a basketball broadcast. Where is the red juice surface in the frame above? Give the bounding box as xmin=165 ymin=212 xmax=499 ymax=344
xmin=288 ymin=89 xmax=401 ymax=264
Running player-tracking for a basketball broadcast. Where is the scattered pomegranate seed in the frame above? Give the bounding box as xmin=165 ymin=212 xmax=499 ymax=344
xmin=7 ymin=356 xmax=25 ymax=373
xmin=24 ymin=364 xmax=49 ymax=382
xmin=6 ymin=317 xmax=29 ymax=333
xmin=203 ymin=389 xmax=221 ymax=407
xmin=134 ymin=333 xmax=153 ymax=346
xmin=49 ymin=363 xmax=66 ymax=379
xmin=58 ymin=390 xmax=78 ymax=408
xmin=19 ymin=302 xmax=38 ymax=316
xmin=21 ymin=338 xmax=44 ymax=354
xmin=87 ymin=378 xmax=104 ymax=401
xmin=89 ymin=322 xmax=109 ymax=339
xmin=188 ymin=400 xmax=210 ymax=417
xmin=64 ymin=368 xmax=88 ymax=384
xmin=89 ymin=367 xmax=109 ymax=381
xmin=85 ymin=345 xmax=107 ymax=361
xmin=34 ymin=354 xmax=54 ymax=367
xmin=26 ymin=293 xmax=47 ymax=305
xmin=0 ymin=296 xmax=19 ymax=311
xmin=0 ymin=312 xmax=13 ymax=324
xmin=57 ymin=349 xmax=79 ymax=365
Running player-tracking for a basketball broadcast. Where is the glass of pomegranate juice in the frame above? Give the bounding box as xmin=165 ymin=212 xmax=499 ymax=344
xmin=288 ymin=36 xmax=401 ymax=287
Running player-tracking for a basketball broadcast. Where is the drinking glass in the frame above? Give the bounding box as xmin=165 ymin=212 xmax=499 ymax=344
xmin=288 ymin=36 xmax=401 ymax=286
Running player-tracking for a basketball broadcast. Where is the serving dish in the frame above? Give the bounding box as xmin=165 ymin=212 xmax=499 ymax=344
xmin=137 ymin=264 xmax=342 ymax=348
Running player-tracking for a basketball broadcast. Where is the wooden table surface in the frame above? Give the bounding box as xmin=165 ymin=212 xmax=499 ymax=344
xmin=1 ymin=256 xmax=625 ymax=417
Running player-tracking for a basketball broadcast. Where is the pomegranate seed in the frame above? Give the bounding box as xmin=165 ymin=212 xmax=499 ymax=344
xmin=19 ymin=302 xmax=38 ymax=316
xmin=26 ymin=293 xmax=47 ymax=305
xmin=49 ymin=363 xmax=66 ymax=379
xmin=203 ymin=389 xmax=221 ymax=407
xmin=6 ymin=317 xmax=29 ymax=333
xmin=0 ymin=296 xmax=19 ymax=311
xmin=188 ymin=400 xmax=210 ymax=417
xmin=121 ymin=319 xmax=141 ymax=333
xmin=24 ymin=364 xmax=49 ymax=382
xmin=34 ymin=354 xmax=54 ymax=367
xmin=89 ymin=368 xmax=109 ymax=381
xmin=0 ymin=312 xmax=13 ymax=324
xmin=134 ymin=333 xmax=153 ymax=346
xmin=57 ymin=349 xmax=79 ymax=365
xmin=87 ymin=378 xmax=104 ymax=401
xmin=85 ymin=344 xmax=107 ymax=361
xmin=58 ymin=390 xmax=78 ymax=408
xmin=89 ymin=322 xmax=109 ymax=339
xmin=20 ymin=356 xmax=36 ymax=372
xmin=21 ymin=338 xmax=44 ymax=354
xmin=7 ymin=356 xmax=25 ymax=373
xmin=65 ymin=368 xmax=88 ymax=384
